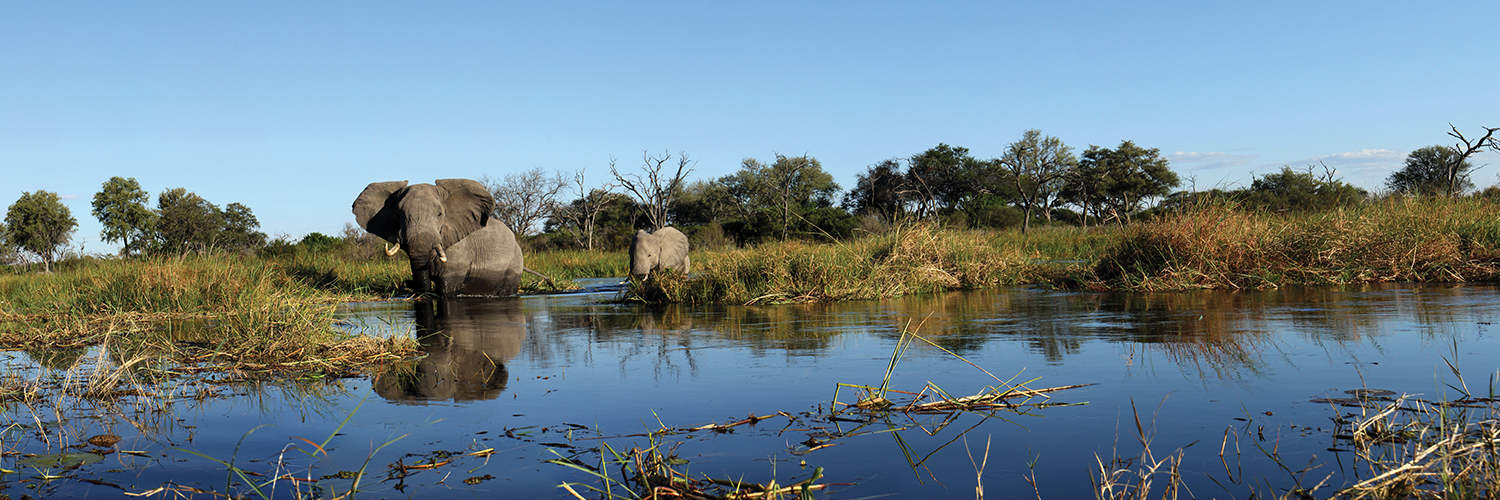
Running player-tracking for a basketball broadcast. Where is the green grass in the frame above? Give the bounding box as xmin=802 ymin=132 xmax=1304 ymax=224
xmin=523 ymin=248 xmax=629 ymax=282
xmin=0 ymin=255 xmax=415 ymax=372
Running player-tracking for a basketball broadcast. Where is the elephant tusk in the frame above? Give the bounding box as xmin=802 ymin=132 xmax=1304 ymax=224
xmin=385 ymin=242 xmax=401 ymax=256
xmin=436 ymin=246 xmax=448 ymax=263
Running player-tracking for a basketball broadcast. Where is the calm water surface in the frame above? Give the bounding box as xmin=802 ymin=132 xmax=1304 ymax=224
xmin=6 ymin=282 xmax=1499 ymax=498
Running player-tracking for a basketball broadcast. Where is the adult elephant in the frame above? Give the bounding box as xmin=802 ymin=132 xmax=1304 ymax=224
xmin=629 ymin=226 xmax=690 ymax=279
xmin=353 ymin=179 xmax=523 ymax=297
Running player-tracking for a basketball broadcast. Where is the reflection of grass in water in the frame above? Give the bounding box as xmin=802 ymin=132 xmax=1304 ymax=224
xmin=1132 ymin=329 xmax=1272 ymax=381
xmin=827 ymin=320 xmax=1090 ymax=488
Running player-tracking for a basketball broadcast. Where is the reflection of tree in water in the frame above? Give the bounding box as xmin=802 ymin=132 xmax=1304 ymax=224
xmin=501 ymin=283 xmax=1493 ymax=382
xmin=374 ymin=299 xmax=527 ymax=402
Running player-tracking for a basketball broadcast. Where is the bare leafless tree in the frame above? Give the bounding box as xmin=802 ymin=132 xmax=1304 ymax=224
xmin=1444 ymin=124 xmax=1500 ymax=197
xmin=481 ymin=167 xmax=567 ymax=237
xmin=553 ymin=168 xmax=617 ymax=250
xmin=609 ymin=150 xmax=694 ymax=231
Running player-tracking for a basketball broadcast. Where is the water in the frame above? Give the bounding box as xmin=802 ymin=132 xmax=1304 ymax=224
xmin=4 ymin=281 xmax=1499 ymax=498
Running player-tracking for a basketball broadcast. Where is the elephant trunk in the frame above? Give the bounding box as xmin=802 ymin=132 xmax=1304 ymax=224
xmin=399 ymin=225 xmax=447 ymax=295
xmin=410 ymin=266 xmax=432 ymax=295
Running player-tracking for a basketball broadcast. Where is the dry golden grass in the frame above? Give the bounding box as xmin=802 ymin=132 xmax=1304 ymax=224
xmin=1093 ymin=197 xmax=1500 ymax=291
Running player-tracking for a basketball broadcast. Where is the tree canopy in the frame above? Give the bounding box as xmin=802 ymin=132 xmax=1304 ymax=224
xmin=91 ymin=176 xmax=156 ymax=256
xmin=720 ymin=154 xmax=844 ymax=242
xmin=999 ymin=130 xmax=1076 ymax=233
xmin=1068 ymin=140 xmax=1178 ymax=225
xmin=1387 ymin=145 xmax=1474 ymax=197
xmin=1243 ymin=166 xmax=1365 ymax=212
xmin=843 ymin=158 xmax=912 ymax=223
xmin=5 ymin=190 xmax=77 ymax=272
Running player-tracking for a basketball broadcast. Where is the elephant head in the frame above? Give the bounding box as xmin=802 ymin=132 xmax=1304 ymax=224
xmin=353 ymin=179 xmax=495 ymax=294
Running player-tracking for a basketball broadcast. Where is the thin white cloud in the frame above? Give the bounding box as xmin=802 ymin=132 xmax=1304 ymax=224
xmin=1166 ymin=151 xmax=1260 ymax=171
xmin=1268 ymin=149 xmax=1408 ymax=190
xmin=1305 ymin=149 xmax=1406 ymax=169
xmin=58 ymin=194 xmax=78 ymax=200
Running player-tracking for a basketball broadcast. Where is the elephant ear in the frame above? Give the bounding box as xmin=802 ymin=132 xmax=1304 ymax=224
xmin=435 ymin=178 xmax=496 ymax=248
xmin=353 ymin=181 xmax=409 ymax=244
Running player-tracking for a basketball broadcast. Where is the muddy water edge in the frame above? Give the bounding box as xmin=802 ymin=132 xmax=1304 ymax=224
xmin=3 ymin=281 xmax=1498 ymax=498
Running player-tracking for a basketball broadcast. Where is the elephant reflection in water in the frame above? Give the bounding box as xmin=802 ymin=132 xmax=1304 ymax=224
xmin=374 ymin=299 xmax=528 ymax=402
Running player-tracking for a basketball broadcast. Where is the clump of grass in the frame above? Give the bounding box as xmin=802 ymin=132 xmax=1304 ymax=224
xmin=0 ymin=256 xmax=417 ymax=375
xmin=550 ymin=435 xmax=827 ymax=500
xmin=1093 ymin=197 xmax=1500 ymax=291
xmin=1091 ymin=400 xmax=1189 ymax=500
xmin=1327 ymin=359 xmax=1500 ymax=498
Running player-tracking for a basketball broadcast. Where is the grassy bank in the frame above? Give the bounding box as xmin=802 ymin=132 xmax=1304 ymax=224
xmin=630 ymin=224 xmax=1109 ymax=304
xmin=0 ymin=256 xmax=416 ymax=373
xmin=613 ymin=197 xmax=1500 ymax=303
xmin=1093 ymin=197 xmax=1500 ymax=291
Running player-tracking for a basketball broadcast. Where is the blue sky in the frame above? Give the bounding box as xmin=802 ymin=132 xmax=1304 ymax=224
xmin=3 ymin=1 xmax=1497 ymax=254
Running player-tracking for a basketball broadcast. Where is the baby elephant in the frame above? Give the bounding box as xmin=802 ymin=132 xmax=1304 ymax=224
xmin=629 ymin=227 xmax=690 ymax=279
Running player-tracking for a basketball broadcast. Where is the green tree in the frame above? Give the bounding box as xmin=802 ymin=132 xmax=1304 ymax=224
xmin=0 ymin=220 xmax=19 ymax=265
xmin=219 ymin=202 xmax=267 ymax=252
xmin=298 ymin=232 xmax=341 ymax=253
xmin=5 ymin=190 xmax=77 ymax=272
xmin=550 ymin=170 xmax=622 ymax=251
xmin=545 ymin=192 xmax=640 ymax=251
xmin=998 ymin=130 xmax=1077 ymax=233
xmin=721 ymin=154 xmax=841 ymax=241
xmin=1062 ymin=147 xmax=1111 ymax=226
xmin=1243 ymin=166 xmax=1366 ymax=212
xmin=843 ymin=158 xmax=912 ymax=223
xmin=91 ymin=176 xmax=157 ymax=256
xmin=1102 ymin=141 xmax=1179 ymax=221
xmin=1387 ymin=145 xmax=1474 ymax=197
xmin=906 ymin=144 xmax=984 ymax=217
xmin=671 ymin=180 xmax=736 ymax=227
xmin=155 ymin=188 xmax=222 ymax=255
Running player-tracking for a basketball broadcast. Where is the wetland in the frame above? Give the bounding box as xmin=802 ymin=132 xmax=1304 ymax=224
xmin=3 ymin=280 xmax=1499 ymax=498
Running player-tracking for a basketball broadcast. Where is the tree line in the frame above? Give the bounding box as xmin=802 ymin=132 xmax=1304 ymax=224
xmin=499 ymin=126 xmax=1500 ymax=252
xmin=2 ymin=125 xmax=1495 ymax=270
xmin=1 ymin=177 xmax=266 ymax=271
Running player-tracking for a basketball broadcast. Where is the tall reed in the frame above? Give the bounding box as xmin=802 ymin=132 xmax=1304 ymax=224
xmin=1093 ymin=197 xmax=1500 ymax=291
